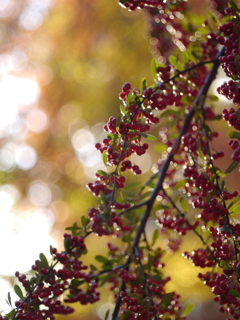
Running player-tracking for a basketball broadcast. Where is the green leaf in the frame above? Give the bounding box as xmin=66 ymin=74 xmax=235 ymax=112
xmin=185 ymin=50 xmax=196 ymax=63
xmin=6 ymin=292 xmax=12 ymax=307
xmin=182 ymin=304 xmax=194 ymax=316
xmin=5 ymin=310 xmax=16 ymax=320
xmin=229 ymin=204 xmax=240 ymax=214
xmin=116 ymin=116 xmax=121 ymax=132
xmin=104 ymin=309 xmax=110 ymax=320
xmin=81 ymin=215 xmax=89 ymax=227
xmin=151 ymin=274 xmax=162 ymax=281
xmin=219 ymin=260 xmax=232 ymax=270
xmin=229 ymin=131 xmax=240 ymax=139
xmin=224 ymin=161 xmax=239 ymax=175
xmin=39 ymin=253 xmax=49 ymax=268
xmin=102 ymin=150 xmax=108 ymax=167
xmin=174 ymin=180 xmax=186 ymax=190
xmin=137 ymin=131 xmax=157 ymax=140
xmin=208 ymin=95 xmax=218 ymax=101
xmin=71 ymin=279 xmax=83 ymax=289
xmin=97 ymin=170 xmax=108 ymax=176
xmin=65 ymin=222 xmax=81 ymax=236
xmin=152 ymin=229 xmax=159 ymax=246
xmin=159 ymin=292 xmax=172 ymax=309
xmin=160 ymin=109 xmax=179 ymax=118
xmin=14 ymin=284 xmax=24 ymax=299
xmin=208 ymin=10 xmax=217 ymax=23
xmin=155 ymin=143 xmax=167 ymax=152
xmin=140 ymin=78 xmax=147 ymax=93
xmin=169 ymin=56 xmax=184 ymax=71
xmin=228 ymin=1 xmax=239 ymax=13
xmin=95 ymin=255 xmax=109 ymax=263
xmin=208 ymin=114 xmax=222 ymax=121
xmin=229 ymin=288 xmax=240 ymax=298
xmin=90 ymin=264 xmax=98 ymax=271
xmin=228 ymin=196 xmax=240 ymax=209
xmin=120 ymin=105 xmax=127 ymax=116
xmin=64 ymin=237 xmax=71 ymax=253
xmin=180 ymin=197 xmax=188 ymax=212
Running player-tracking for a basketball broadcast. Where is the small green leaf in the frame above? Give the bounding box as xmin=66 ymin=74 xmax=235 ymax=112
xmin=90 ymin=264 xmax=98 ymax=271
xmin=95 ymin=255 xmax=109 ymax=263
xmin=208 ymin=95 xmax=218 ymax=101
xmin=64 ymin=237 xmax=71 ymax=253
xmin=140 ymin=78 xmax=147 ymax=93
xmin=120 ymin=105 xmax=127 ymax=116
xmin=65 ymin=222 xmax=81 ymax=236
xmin=208 ymin=114 xmax=222 ymax=121
xmin=219 ymin=260 xmax=232 ymax=270
xmin=5 ymin=310 xmax=16 ymax=320
xmin=169 ymin=56 xmax=184 ymax=70
xmin=155 ymin=143 xmax=167 ymax=152
xmin=71 ymin=279 xmax=83 ymax=289
xmin=39 ymin=253 xmax=49 ymax=268
xmin=229 ymin=204 xmax=240 ymax=214
xmin=224 ymin=161 xmax=239 ymax=175
xmin=208 ymin=10 xmax=217 ymax=23
xmin=174 ymin=180 xmax=186 ymax=189
xmin=137 ymin=131 xmax=157 ymax=140
xmin=182 ymin=304 xmax=194 ymax=316
xmin=97 ymin=170 xmax=108 ymax=176
xmin=228 ymin=0 xmax=239 ymax=13
xmin=229 ymin=288 xmax=240 ymax=298
xmin=116 ymin=116 xmax=121 ymax=132
xmin=81 ymin=215 xmax=89 ymax=227
xmin=6 ymin=292 xmax=12 ymax=307
xmin=152 ymin=229 xmax=159 ymax=246
xmin=104 ymin=309 xmax=110 ymax=320
xmin=151 ymin=274 xmax=162 ymax=281
xmin=228 ymin=196 xmax=240 ymax=209
xmin=180 ymin=197 xmax=188 ymax=212
xmin=102 ymin=150 xmax=108 ymax=167
xmin=229 ymin=131 xmax=240 ymax=139
xmin=160 ymin=109 xmax=179 ymax=118
xmin=159 ymin=293 xmax=172 ymax=309
xmin=14 ymin=285 xmax=24 ymax=299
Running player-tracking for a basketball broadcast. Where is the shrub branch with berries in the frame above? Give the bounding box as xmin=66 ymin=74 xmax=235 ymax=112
xmin=2 ymin=0 xmax=240 ymax=320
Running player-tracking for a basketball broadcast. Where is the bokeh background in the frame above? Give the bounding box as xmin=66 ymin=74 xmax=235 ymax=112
xmin=0 ymin=0 xmax=238 ymax=319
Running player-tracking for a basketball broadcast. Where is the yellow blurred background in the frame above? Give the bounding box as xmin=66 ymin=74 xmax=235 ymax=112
xmin=0 ymin=1 xmax=238 ymax=319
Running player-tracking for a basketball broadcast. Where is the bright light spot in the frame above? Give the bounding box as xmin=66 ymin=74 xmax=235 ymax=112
xmin=19 ymin=8 xmax=44 ymax=30
xmin=26 ymin=109 xmax=48 ymax=133
xmin=132 ymin=153 xmax=152 ymax=173
xmin=0 ymin=207 xmax=55 ymax=275
xmin=0 ymin=76 xmax=40 ymax=132
xmin=0 ymin=0 xmax=15 ymax=18
xmin=27 ymin=181 xmax=52 ymax=206
xmin=15 ymin=145 xmax=37 ymax=170
xmin=97 ymin=302 xmax=114 ymax=320
xmin=72 ymin=128 xmax=100 ymax=167
xmin=0 ymin=142 xmax=17 ymax=170
xmin=0 ymin=184 xmax=20 ymax=209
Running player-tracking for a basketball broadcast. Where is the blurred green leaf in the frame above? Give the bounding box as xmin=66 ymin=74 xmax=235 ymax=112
xmin=182 ymin=304 xmax=194 ymax=316
xmin=14 ymin=285 xmax=24 ymax=300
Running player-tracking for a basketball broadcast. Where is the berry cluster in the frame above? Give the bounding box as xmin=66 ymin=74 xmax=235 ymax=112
xmin=222 ymin=107 xmax=240 ymax=131
xmin=6 ymin=234 xmax=99 ymax=320
xmin=183 ymin=248 xmax=215 ymax=268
